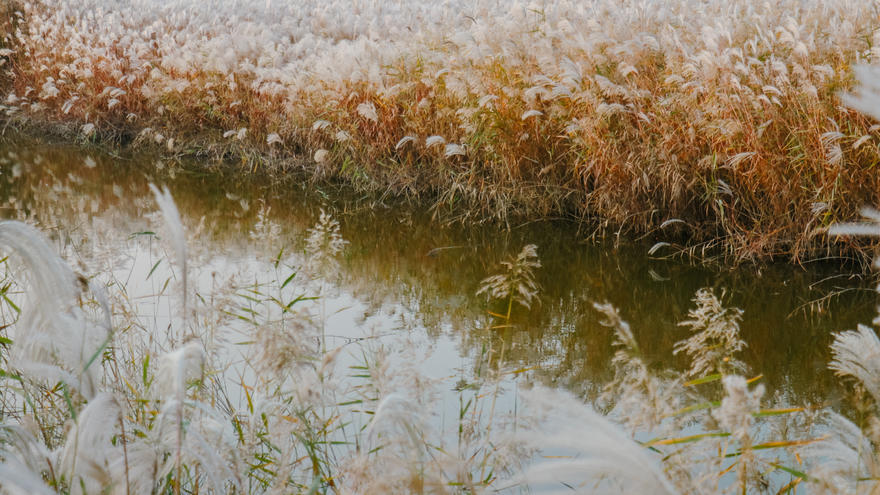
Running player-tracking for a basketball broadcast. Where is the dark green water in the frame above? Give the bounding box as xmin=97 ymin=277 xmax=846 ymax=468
xmin=1 ymin=135 xmax=875 ymax=411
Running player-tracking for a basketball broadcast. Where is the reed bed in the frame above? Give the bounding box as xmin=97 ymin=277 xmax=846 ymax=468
xmin=2 ymin=0 xmax=880 ymax=261
xmin=7 ymin=1 xmax=880 ymax=492
xmin=2 ymin=198 xmax=880 ymax=494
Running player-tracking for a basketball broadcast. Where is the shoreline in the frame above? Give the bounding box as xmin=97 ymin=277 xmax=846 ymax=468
xmin=3 ymin=121 xmax=875 ymax=270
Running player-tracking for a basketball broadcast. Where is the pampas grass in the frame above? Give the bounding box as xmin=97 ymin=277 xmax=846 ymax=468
xmin=0 ymin=197 xmax=878 ymax=494
xmin=3 ymin=0 xmax=880 ymax=261
xmin=0 ymin=220 xmax=106 ymax=399
xmin=507 ymin=385 xmax=678 ymax=495
xmin=56 ymin=392 xmax=120 ymax=494
xmin=0 ymin=455 xmax=55 ymax=495
xmin=149 ymin=183 xmax=188 ymax=333
xmin=674 ymin=288 xmax=747 ymax=378
xmin=477 ymin=244 xmax=541 ymax=317
xmin=803 ymin=411 xmax=878 ymax=494
xmin=12 ymin=63 xmax=880 ymax=491
xmin=828 ymin=324 xmax=880 ymax=403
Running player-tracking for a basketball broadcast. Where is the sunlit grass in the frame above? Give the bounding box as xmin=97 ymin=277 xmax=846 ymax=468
xmin=1 ymin=0 xmax=880 ymax=261
xmin=7 ymin=1 xmax=880 ymax=492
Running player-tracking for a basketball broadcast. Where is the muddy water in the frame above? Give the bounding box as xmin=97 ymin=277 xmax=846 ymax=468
xmin=0 ymin=135 xmax=875 ymax=414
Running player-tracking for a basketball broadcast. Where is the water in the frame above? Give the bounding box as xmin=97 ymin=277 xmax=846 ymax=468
xmin=1 ymin=134 xmax=875 ymax=419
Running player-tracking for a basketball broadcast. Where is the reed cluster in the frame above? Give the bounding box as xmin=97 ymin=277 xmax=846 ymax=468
xmin=2 ymin=199 xmax=880 ymax=493
xmin=2 ymin=0 xmax=880 ymax=261
xmin=8 ymin=0 xmax=880 ymax=491
xmin=0 ymin=199 xmax=529 ymax=494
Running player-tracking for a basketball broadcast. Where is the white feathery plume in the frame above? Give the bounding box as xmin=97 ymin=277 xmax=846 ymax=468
xmin=363 ymin=393 xmax=428 ymax=450
xmin=713 ymin=375 xmax=763 ymax=443
xmin=550 ymin=84 xmax=572 ymax=99
xmin=522 ymin=85 xmax=549 ymax=104
xmin=304 ymin=208 xmax=348 ymax=278
xmin=821 ymin=131 xmax=844 ymax=166
xmin=180 ymin=418 xmax=239 ymax=494
xmin=314 ymin=148 xmax=329 ymax=163
xmin=840 ymin=65 xmax=880 ymax=122
xmin=119 ymin=401 xmax=237 ymax=495
xmin=150 ymin=408 xmax=238 ymax=495
xmin=88 ymin=278 xmax=113 ymax=335
xmin=828 ymin=207 xmax=880 ymax=239
xmin=346 ymin=392 xmax=438 ymax=492
xmin=61 ymin=96 xmax=78 ymax=114
xmin=726 ymin=151 xmax=756 ymax=169
xmin=477 ymin=94 xmax=497 ymax=108
xmin=266 ymin=132 xmax=282 ymax=145
xmin=107 ymin=442 xmax=158 ymax=495
xmin=828 ymin=324 xmax=880 ymax=403
xmin=57 ymin=393 xmax=122 ymax=494
xmin=0 ymin=456 xmax=54 ymax=495
xmin=0 ymin=221 xmax=77 ymax=310
xmin=151 ymin=341 xmax=239 ymax=493
xmin=674 ymin=288 xmax=746 ymax=378
xmin=395 ymin=135 xmax=417 ymax=150
xmin=155 ymin=340 xmax=205 ymax=400
xmin=504 ymin=385 xmax=678 ymax=495
xmin=0 ymin=423 xmax=53 ymax=480
xmin=356 ymin=101 xmax=379 ymax=122
xmin=802 ymin=411 xmax=877 ymax=493
xmin=853 ymin=135 xmax=872 ymax=150
xmin=476 ymin=244 xmax=541 ymax=310
xmin=149 ymin=184 xmax=188 ymax=332
xmin=425 ymin=135 xmax=446 ymax=148
xmin=311 ymin=119 xmax=331 ymax=131
xmin=0 ymin=221 xmax=104 ymax=398
xmin=443 ymin=143 xmax=466 ymax=157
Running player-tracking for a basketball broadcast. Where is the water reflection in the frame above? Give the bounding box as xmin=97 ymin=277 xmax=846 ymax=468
xmin=1 ymin=135 xmax=876 ymax=412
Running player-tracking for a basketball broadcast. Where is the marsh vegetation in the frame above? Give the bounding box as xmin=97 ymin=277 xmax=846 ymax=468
xmin=2 ymin=0 xmax=880 ymax=260
xmin=4 ymin=0 xmax=880 ymax=493
xmin=0 ymin=138 xmax=877 ymax=493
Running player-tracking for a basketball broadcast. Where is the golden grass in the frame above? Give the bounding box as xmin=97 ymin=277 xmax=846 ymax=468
xmin=2 ymin=0 xmax=880 ymax=262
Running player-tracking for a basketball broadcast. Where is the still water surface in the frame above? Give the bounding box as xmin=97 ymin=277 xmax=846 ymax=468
xmin=0 ymin=136 xmax=875 ymax=417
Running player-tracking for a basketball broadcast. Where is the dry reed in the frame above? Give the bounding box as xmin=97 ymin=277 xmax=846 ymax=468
xmin=2 ymin=0 xmax=880 ymax=261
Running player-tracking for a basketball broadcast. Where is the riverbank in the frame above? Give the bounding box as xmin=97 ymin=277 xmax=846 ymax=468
xmin=2 ymin=0 xmax=880 ymax=264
